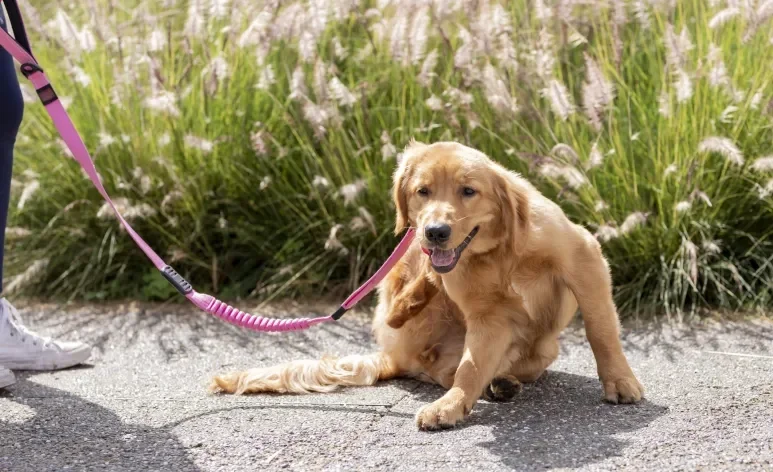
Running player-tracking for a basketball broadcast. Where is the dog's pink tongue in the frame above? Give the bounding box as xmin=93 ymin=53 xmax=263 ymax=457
xmin=430 ymin=249 xmax=455 ymax=267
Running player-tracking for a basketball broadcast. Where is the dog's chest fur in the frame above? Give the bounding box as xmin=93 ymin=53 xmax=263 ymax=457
xmin=441 ymin=252 xmax=568 ymax=325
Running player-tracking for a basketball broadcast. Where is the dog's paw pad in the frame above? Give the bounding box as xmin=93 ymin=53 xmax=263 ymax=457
xmin=483 ymin=375 xmax=522 ymax=402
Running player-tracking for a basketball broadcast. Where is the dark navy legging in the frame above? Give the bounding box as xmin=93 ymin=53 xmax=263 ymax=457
xmin=0 ymin=9 xmax=26 ymax=293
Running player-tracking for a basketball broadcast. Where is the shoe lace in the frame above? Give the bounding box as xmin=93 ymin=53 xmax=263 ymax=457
xmin=2 ymin=299 xmax=55 ymax=348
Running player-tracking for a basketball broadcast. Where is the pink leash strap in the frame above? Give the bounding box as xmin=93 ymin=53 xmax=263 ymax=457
xmin=0 ymin=1 xmax=416 ymax=332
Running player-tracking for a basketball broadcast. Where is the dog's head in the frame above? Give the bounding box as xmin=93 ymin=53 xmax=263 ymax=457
xmin=392 ymin=140 xmax=530 ymax=274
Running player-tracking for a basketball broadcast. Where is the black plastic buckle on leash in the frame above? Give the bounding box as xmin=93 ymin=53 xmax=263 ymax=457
xmin=161 ymin=266 xmax=193 ymax=295
xmin=19 ymin=63 xmax=59 ymax=106
xmin=331 ymin=306 xmax=347 ymax=320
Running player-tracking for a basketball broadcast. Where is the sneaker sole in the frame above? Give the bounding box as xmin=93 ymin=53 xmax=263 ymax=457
xmin=1 ymin=345 xmax=92 ymax=371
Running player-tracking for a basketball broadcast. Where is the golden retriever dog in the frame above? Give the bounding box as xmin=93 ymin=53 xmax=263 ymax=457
xmin=212 ymin=141 xmax=644 ymax=430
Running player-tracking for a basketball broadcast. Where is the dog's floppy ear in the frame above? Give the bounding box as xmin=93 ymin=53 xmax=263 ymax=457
xmin=392 ymin=162 xmax=410 ymax=235
xmin=494 ymin=170 xmax=530 ymax=255
xmin=392 ymin=140 xmax=426 ymax=234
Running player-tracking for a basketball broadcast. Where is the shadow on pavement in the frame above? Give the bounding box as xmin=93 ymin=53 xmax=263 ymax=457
xmin=11 ymin=304 xmax=710 ymax=469
xmin=409 ymin=370 xmax=668 ymax=470
xmin=0 ymin=381 xmax=200 ymax=471
xmin=618 ymin=316 xmax=773 ymax=362
xmin=22 ymin=303 xmax=363 ymax=363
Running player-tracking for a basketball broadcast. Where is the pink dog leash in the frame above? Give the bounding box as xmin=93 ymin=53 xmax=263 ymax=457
xmin=0 ymin=0 xmax=416 ymax=332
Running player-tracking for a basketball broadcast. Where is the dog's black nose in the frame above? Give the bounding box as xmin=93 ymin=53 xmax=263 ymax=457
xmin=425 ymin=223 xmax=452 ymax=244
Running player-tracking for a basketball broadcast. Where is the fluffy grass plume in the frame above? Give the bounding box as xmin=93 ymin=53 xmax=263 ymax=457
xmin=6 ymin=0 xmax=773 ymax=317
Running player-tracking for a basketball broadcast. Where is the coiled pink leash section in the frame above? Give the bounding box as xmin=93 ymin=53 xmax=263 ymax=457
xmin=170 ymin=227 xmax=415 ymax=332
xmin=188 ymin=292 xmax=334 ymax=332
xmin=181 ymin=228 xmax=416 ymax=332
xmin=0 ymin=3 xmax=417 ymax=333
xmin=189 ymin=227 xmax=415 ymax=331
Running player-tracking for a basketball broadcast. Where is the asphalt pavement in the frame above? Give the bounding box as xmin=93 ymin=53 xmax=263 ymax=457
xmin=1 ymin=301 xmax=771 ymax=471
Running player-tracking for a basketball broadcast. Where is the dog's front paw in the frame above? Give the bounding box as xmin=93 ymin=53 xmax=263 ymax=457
xmin=602 ymin=375 xmax=644 ymax=404
xmin=415 ymin=390 xmax=469 ymax=430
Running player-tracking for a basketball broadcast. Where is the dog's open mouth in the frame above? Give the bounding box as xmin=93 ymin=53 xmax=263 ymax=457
xmin=423 ymin=226 xmax=479 ymax=274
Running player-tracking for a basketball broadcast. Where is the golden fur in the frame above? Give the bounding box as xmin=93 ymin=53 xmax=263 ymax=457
xmin=211 ymin=141 xmax=644 ymax=430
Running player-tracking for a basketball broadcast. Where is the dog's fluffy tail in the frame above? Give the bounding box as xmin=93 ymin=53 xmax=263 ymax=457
xmin=210 ymin=352 xmax=399 ymax=395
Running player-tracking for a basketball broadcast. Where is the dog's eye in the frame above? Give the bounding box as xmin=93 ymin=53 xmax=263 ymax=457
xmin=462 ymin=187 xmax=477 ymax=197
xmin=417 ymin=187 xmax=430 ymax=196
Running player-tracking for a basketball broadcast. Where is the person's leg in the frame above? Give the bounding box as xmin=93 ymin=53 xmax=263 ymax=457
xmin=0 ymin=8 xmax=25 ymax=292
xmin=0 ymin=8 xmax=91 ymax=378
xmin=0 ymin=2 xmax=23 ymax=389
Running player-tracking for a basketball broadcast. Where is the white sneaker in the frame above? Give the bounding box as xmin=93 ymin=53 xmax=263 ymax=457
xmin=0 ymin=365 xmax=15 ymax=388
xmin=0 ymin=298 xmax=92 ymax=371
